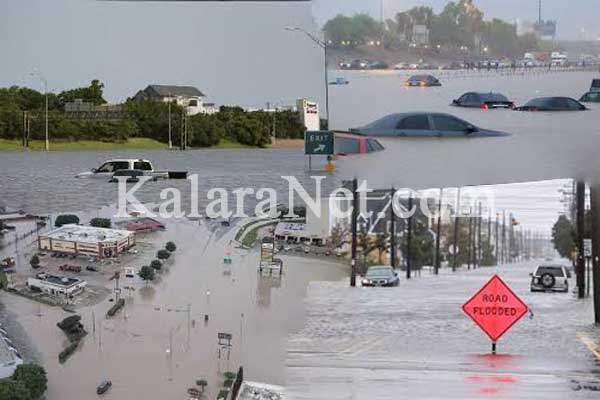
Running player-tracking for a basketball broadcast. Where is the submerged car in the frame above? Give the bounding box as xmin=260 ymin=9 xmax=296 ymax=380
xmin=579 ymin=91 xmax=600 ymax=103
xmin=452 ymin=92 xmax=514 ymax=109
xmin=405 ymin=74 xmax=441 ymax=87
xmin=350 ymin=112 xmax=510 ymax=138
xmin=334 ymin=132 xmax=385 ymax=155
xmin=530 ymin=265 xmax=570 ymax=293
xmin=362 ymin=266 xmax=399 ymax=287
xmin=514 ymin=97 xmax=587 ymax=111
xmin=590 ymin=79 xmax=600 ymax=93
xmin=96 ymin=380 xmax=112 ymax=395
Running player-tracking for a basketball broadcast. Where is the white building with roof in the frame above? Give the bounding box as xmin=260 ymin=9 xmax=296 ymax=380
xmin=38 ymin=225 xmax=135 ymax=258
xmin=133 ymin=84 xmax=217 ymax=115
xmin=26 ymin=273 xmax=87 ymax=297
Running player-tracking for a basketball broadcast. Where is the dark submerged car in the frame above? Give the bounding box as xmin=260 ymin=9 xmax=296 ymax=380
xmin=452 ymin=92 xmax=514 ymax=109
xmin=350 ymin=112 xmax=510 ymax=138
xmin=362 ymin=266 xmax=400 ymax=287
xmin=405 ymin=74 xmax=441 ymax=87
xmin=514 ymin=97 xmax=587 ymax=111
xmin=97 ymin=380 xmax=112 ymax=395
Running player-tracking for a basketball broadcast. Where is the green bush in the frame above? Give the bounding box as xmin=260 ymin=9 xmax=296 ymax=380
xmin=165 ymin=241 xmax=177 ymax=252
xmin=12 ymin=364 xmax=48 ymax=400
xmin=90 ymin=218 xmax=111 ymax=228
xmin=138 ymin=265 xmax=155 ymax=281
xmin=54 ymin=214 xmax=79 ymax=227
xmin=217 ymin=389 xmax=230 ymax=400
xmin=157 ymin=250 xmax=171 ymax=261
xmin=150 ymin=259 xmax=162 ymax=270
xmin=0 ymin=379 xmax=32 ymax=400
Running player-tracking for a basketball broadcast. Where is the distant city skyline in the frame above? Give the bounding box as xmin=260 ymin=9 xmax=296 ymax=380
xmin=312 ymin=0 xmax=599 ymax=40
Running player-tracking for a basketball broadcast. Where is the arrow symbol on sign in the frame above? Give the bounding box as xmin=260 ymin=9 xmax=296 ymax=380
xmin=314 ymin=144 xmax=326 ymax=153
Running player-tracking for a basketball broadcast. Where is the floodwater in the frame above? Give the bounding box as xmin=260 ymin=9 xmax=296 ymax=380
xmin=0 ymin=216 xmax=347 ymax=399
xmin=287 ymin=261 xmax=600 ymax=399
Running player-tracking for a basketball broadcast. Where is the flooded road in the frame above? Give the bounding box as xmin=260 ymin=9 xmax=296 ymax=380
xmin=286 ymin=261 xmax=600 ymax=399
xmin=0 ymin=217 xmax=347 ymax=399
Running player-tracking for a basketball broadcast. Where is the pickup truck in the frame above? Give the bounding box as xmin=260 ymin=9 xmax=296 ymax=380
xmin=76 ymin=159 xmax=172 ymax=180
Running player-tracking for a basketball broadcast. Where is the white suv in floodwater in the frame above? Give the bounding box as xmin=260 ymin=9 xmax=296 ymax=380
xmin=530 ymin=265 xmax=570 ymax=293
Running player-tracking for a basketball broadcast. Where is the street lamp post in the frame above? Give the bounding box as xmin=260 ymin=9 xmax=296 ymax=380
xmin=30 ymin=72 xmax=49 ymax=151
xmin=286 ymin=27 xmax=330 ymax=129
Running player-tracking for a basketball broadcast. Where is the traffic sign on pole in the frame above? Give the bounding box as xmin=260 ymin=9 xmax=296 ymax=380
xmin=462 ymin=275 xmax=528 ymax=344
xmin=305 ymin=131 xmax=334 ymax=155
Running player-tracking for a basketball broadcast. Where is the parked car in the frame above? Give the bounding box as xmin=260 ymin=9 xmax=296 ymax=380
xmin=405 ymin=74 xmax=441 ymax=87
xmin=367 ymin=60 xmax=389 ymax=70
xmin=393 ymin=62 xmax=409 ymax=70
xmin=579 ymin=91 xmax=600 ymax=103
xmin=362 ymin=266 xmax=400 ymax=287
xmin=452 ymin=92 xmax=514 ymax=109
xmin=59 ymin=264 xmax=82 ymax=273
xmin=86 ymin=265 xmax=99 ymax=272
xmin=530 ymin=265 xmax=570 ymax=292
xmin=96 ymin=380 xmax=112 ymax=395
xmin=514 ymin=97 xmax=587 ymax=111
xmin=350 ymin=112 xmax=510 ymax=138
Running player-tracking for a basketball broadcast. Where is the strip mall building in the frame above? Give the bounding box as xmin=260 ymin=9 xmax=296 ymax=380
xmin=38 ymin=225 xmax=135 ymax=258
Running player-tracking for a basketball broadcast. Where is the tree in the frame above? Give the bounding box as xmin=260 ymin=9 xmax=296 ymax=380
xmin=373 ymin=233 xmax=389 ymax=264
xmin=165 ymin=242 xmax=177 ymax=252
xmin=30 ymin=255 xmax=40 ymax=269
xmin=54 ymin=214 xmax=79 ymax=227
xmin=552 ymin=215 xmax=575 ymax=259
xmin=90 ymin=218 xmax=111 ymax=228
xmin=0 ymin=380 xmax=32 ymax=400
xmin=150 ymin=259 xmax=162 ymax=270
xmin=157 ymin=249 xmax=171 ymax=261
xmin=57 ymin=79 xmax=107 ymax=108
xmin=138 ymin=265 xmax=155 ymax=282
xmin=12 ymin=364 xmax=47 ymax=400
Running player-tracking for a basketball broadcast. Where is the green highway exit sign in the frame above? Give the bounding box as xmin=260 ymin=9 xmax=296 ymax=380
xmin=305 ymin=131 xmax=334 ymax=155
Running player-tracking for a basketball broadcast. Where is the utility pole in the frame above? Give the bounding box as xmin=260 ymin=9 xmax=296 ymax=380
xmin=390 ymin=187 xmax=397 ymax=269
xmin=452 ymin=188 xmax=461 ymax=272
xmin=501 ymin=210 xmax=506 ymax=264
xmin=589 ymin=185 xmax=600 ymax=323
xmin=487 ymin=210 xmax=492 ymax=264
xmin=168 ymin=93 xmax=173 ymax=149
xmin=434 ymin=188 xmax=443 ymax=275
xmin=406 ymin=195 xmax=413 ymax=279
xmin=576 ymin=181 xmax=586 ymax=299
xmin=477 ymin=203 xmax=483 ymax=268
xmin=467 ymin=209 xmax=473 ymax=270
xmin=350 ymin=178 xmax=358 ymax=287
xmin=495 ymin=213 xmax=499 ymax=264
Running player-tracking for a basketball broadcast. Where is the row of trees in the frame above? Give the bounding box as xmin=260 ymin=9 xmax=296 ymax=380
xmin=330 ymin=215 xmax=497 ymax=274
xmin=0 ymin=81 xmax=306 ymax=147
xmin=324 ymin=0 xmax=540 ymax=57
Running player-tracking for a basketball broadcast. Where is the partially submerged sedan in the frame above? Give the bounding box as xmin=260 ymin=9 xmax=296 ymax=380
xmin=452 ymin=92 xmax=514 ymax=109
xmin=579 ymin=91 xmax=600 ymax=103
xmin=514 ymin=97 xmax=587 ymax=111
xmin=405 ymin=74 xmax=441 ymax=87
xmin=350 ymin=112 xmax=510 ymax=138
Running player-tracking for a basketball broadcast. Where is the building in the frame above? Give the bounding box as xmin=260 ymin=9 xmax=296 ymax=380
xmin=133 ymin=84 xmax=216 ymax=115
xmin=26 ymin=273 xmax=87 ymax=297
xmin=64 ymin=99 xmax=124 ymax=120
xmin=38 ymin=225 xmax=135 ymax=258
xmin=274 ymin=222 xmax=326 ymax=245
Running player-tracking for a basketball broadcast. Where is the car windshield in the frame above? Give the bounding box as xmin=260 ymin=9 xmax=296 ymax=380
xmin=535 ymin=266 xmax=564 ymax=277
xmin=366 ymin=268 xmax=393 ymax=278
xmin=480 ymin=93 xmax=509 ymax=102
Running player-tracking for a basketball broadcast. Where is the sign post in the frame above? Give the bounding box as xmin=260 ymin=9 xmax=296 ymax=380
xmin=462 ymin=275 xmax=528 ymax=353
xmin=305 ymin=130 xmax=334 ymax=170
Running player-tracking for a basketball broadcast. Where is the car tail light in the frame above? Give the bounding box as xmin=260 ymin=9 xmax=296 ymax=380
xmin=419 ymin=81 xmax=426 ymax=87
xmin=480 ymin=103 xmax=489 ymax=110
